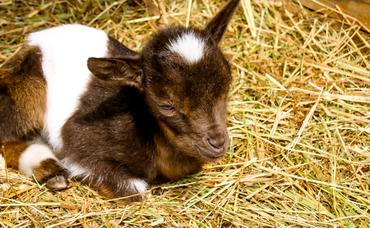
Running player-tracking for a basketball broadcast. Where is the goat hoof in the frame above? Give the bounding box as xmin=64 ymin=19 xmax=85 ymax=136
xmin=32 ymin=158 xmax=69 ymax=190
xmin=46 ymin=175 xmax=69 ymax=191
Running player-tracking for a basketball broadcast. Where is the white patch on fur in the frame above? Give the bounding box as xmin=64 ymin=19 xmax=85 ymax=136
xmin=129 ymin=178 xmax=148 ymax=196
xmin=62 ymin=158 xmax=90 ymax=179
xmin=168 ymin=32 xmax=205 ymax=63
xmin=0 ymin=153 xmax=5 ymax=173
xmin=18 ymin=143 xmax=56 ymax=177
xmin=27 ymin=24 xmax=109 ymax=149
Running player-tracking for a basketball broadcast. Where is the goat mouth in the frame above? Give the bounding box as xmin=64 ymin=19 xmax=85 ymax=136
xmin=197 ymin=146 xmax=225 ymax=161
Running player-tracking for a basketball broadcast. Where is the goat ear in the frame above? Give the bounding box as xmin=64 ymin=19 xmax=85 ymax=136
xmin=204 ymin=0 xmax=240 ymax=44
xmin=87 ymin=55 xmax=143 ymax=89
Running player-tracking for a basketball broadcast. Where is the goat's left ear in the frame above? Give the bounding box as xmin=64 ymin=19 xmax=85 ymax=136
xmin=204 ymin=0 xmax=240 ymax=44
xmin=87 ymin=55 xmax=143 ymax=89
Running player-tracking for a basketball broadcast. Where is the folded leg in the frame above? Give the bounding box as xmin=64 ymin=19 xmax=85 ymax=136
xmin=2 ymin=141 xmax=68 ymax=190
xmin=62 ymin=157 xmax=148 ymax=201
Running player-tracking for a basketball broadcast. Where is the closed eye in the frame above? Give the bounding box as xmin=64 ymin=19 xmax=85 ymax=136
xmin=159 ymin=104 xmax=175 ymax=111
xmin=159 ymin=104 xmax=176 ymax=116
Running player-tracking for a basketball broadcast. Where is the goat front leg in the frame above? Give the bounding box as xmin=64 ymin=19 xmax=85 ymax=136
xmin=2 ymin=141 xmax=69 ymax=190
xmin=62 ymin=158 xmax=148 ymax=201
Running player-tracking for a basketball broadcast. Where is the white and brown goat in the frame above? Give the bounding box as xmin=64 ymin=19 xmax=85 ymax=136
xmin=0 ymin=0 xmax=239 ymax=200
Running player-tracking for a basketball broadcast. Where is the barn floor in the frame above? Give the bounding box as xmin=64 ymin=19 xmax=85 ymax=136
xmin=0 ymin=0 xmax=369 ymax=226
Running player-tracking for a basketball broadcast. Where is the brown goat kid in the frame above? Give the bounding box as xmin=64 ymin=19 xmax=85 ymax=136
xmin=0 ymin=0 xmax=239 ymax=200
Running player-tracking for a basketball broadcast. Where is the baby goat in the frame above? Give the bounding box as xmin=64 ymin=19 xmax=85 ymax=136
xmin=0 ymin=0 xmax=239 ymax=200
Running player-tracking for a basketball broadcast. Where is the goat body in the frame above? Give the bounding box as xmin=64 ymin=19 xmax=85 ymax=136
xmin=0 ymin=0 xmax=240 ymax=200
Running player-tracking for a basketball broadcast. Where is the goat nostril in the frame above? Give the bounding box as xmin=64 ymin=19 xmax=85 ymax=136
xmin=207 ymin=136 xmax=225 ymax=151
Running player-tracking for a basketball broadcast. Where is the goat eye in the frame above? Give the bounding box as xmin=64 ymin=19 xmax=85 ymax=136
xmin=159 ymin=105 xmax=175 ymax=111
xmin=159 ymin=104 xmax=176 ymax=116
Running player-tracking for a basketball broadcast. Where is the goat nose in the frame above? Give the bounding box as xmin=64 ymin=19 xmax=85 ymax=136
xmin=206 ymin=133 xmax=226 ymax=152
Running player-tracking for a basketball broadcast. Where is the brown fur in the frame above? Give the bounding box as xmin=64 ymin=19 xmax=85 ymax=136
xmin=96 ymin=184 xmax=143 ymax=202
xmin=0 ymin=45 xmax=46 ymax=143
xmin=155 ymin=137 xmax=202 ymax=181
xmin=33 ymin=159 xmax=66 ymax=183
xmin=154 ymin=122 xmax=203 ymax=181
xmin=0 ymin=46 xmax=57 ymax=189
xmin=1 ymin=141 xmax=28 ymax=169
xmin=0 ymin=0 xmax=240 ymax=200
xmin=96 ymin=185 xmax=115 ymax=198
xmin=2 ymin=142 xmax=68 ymax=190
xmin=60 ymin=0 xmax=239 ymax=198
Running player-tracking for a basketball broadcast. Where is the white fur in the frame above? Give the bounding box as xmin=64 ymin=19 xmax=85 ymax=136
xmin=27 ymin=24 xmax=109 ymax=149
xmin=129 ymin=178 xmax=148 ymax=195
xmin=18 ymin=143 xmax=56 ymax=177
xmin=168 ymin=32 xmax=205 ymax=63
xmin=0 ymin=154 xmax=5 ymax=173
xmin=62 ymin=158 xmax=90 ymax=179
xmin=63 ymin=158 xmax=147 ymax=196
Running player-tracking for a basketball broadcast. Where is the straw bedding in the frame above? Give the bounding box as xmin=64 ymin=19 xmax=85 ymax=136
xmin=0 ymin=0 xmax=369 ymax=226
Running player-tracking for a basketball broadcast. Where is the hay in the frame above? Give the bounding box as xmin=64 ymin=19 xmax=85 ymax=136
xmin=1 ymin=0 xmax=369 ymax=226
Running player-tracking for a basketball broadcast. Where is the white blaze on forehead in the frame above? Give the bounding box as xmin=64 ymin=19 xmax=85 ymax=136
xmin=168 ymin=32 xmax=205 ymax=63
xmin=27 ymin=24 xmax=109 ymax=149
